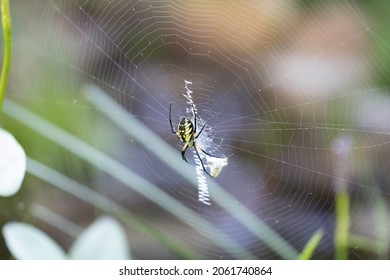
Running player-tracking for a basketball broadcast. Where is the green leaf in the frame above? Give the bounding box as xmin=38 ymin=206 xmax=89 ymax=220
xmin=69 ymin=216 xmax=130 ymax=260
xmin=0 ymin=128 xmax=26 ymax=196
xmin=2 ymin=222 xmax=67 ymax=259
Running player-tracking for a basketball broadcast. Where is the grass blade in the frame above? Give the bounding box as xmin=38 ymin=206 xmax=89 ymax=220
xmin=299 ymin=229 xmax=324 ymax=260
xmin=27 ymin=157 xmax=201 ymax=259
xmin=334 ymin=191 xmax=350 ymax=259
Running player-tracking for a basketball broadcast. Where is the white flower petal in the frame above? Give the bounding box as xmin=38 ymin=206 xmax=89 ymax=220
xmin=2 ymin=222 xmax=67 ymax=260
xmin=69 ymin=216 xmax=130 ymax=260
xmin=0 ymin=129 xmax=26 ymax=196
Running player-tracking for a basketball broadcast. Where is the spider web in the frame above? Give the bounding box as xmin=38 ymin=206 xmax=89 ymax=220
xmin=7 ymin=0 xmax=390 ymax=259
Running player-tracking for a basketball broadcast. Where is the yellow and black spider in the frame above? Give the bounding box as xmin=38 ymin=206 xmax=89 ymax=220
xmin=169 ymin=103 xmax=218 ymax=176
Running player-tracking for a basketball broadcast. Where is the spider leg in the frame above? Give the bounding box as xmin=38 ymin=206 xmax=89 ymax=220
xmin=194 ymin=144 xmax=212 ymax=177
xmin=194 ymin=123 xmax=206 ymax=140
xmin=169 ymin=104 xmax=177 ymax=134
xmin=195 ymin=142 xmax=224 ymax=159
xmin=181 ymin=142 xmax=190 ymax=163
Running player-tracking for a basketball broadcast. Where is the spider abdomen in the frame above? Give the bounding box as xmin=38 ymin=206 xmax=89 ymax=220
xmin=177 ymin=117 xmax=194 ymax=144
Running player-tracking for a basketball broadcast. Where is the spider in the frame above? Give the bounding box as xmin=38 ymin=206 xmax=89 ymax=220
xmin=169 ymin=103 xmax=219 ymax=176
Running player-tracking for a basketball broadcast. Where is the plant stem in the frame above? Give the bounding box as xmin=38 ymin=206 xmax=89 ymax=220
xmin=332 ymin=136 xmax=352 ymax=259
xmin=0 ymin=0 xmax=11 ymax=109
xmin=375 ymin=195 xmax=388 ymax=259
xmin=334 ymin=191 xmax=350 ymax=259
